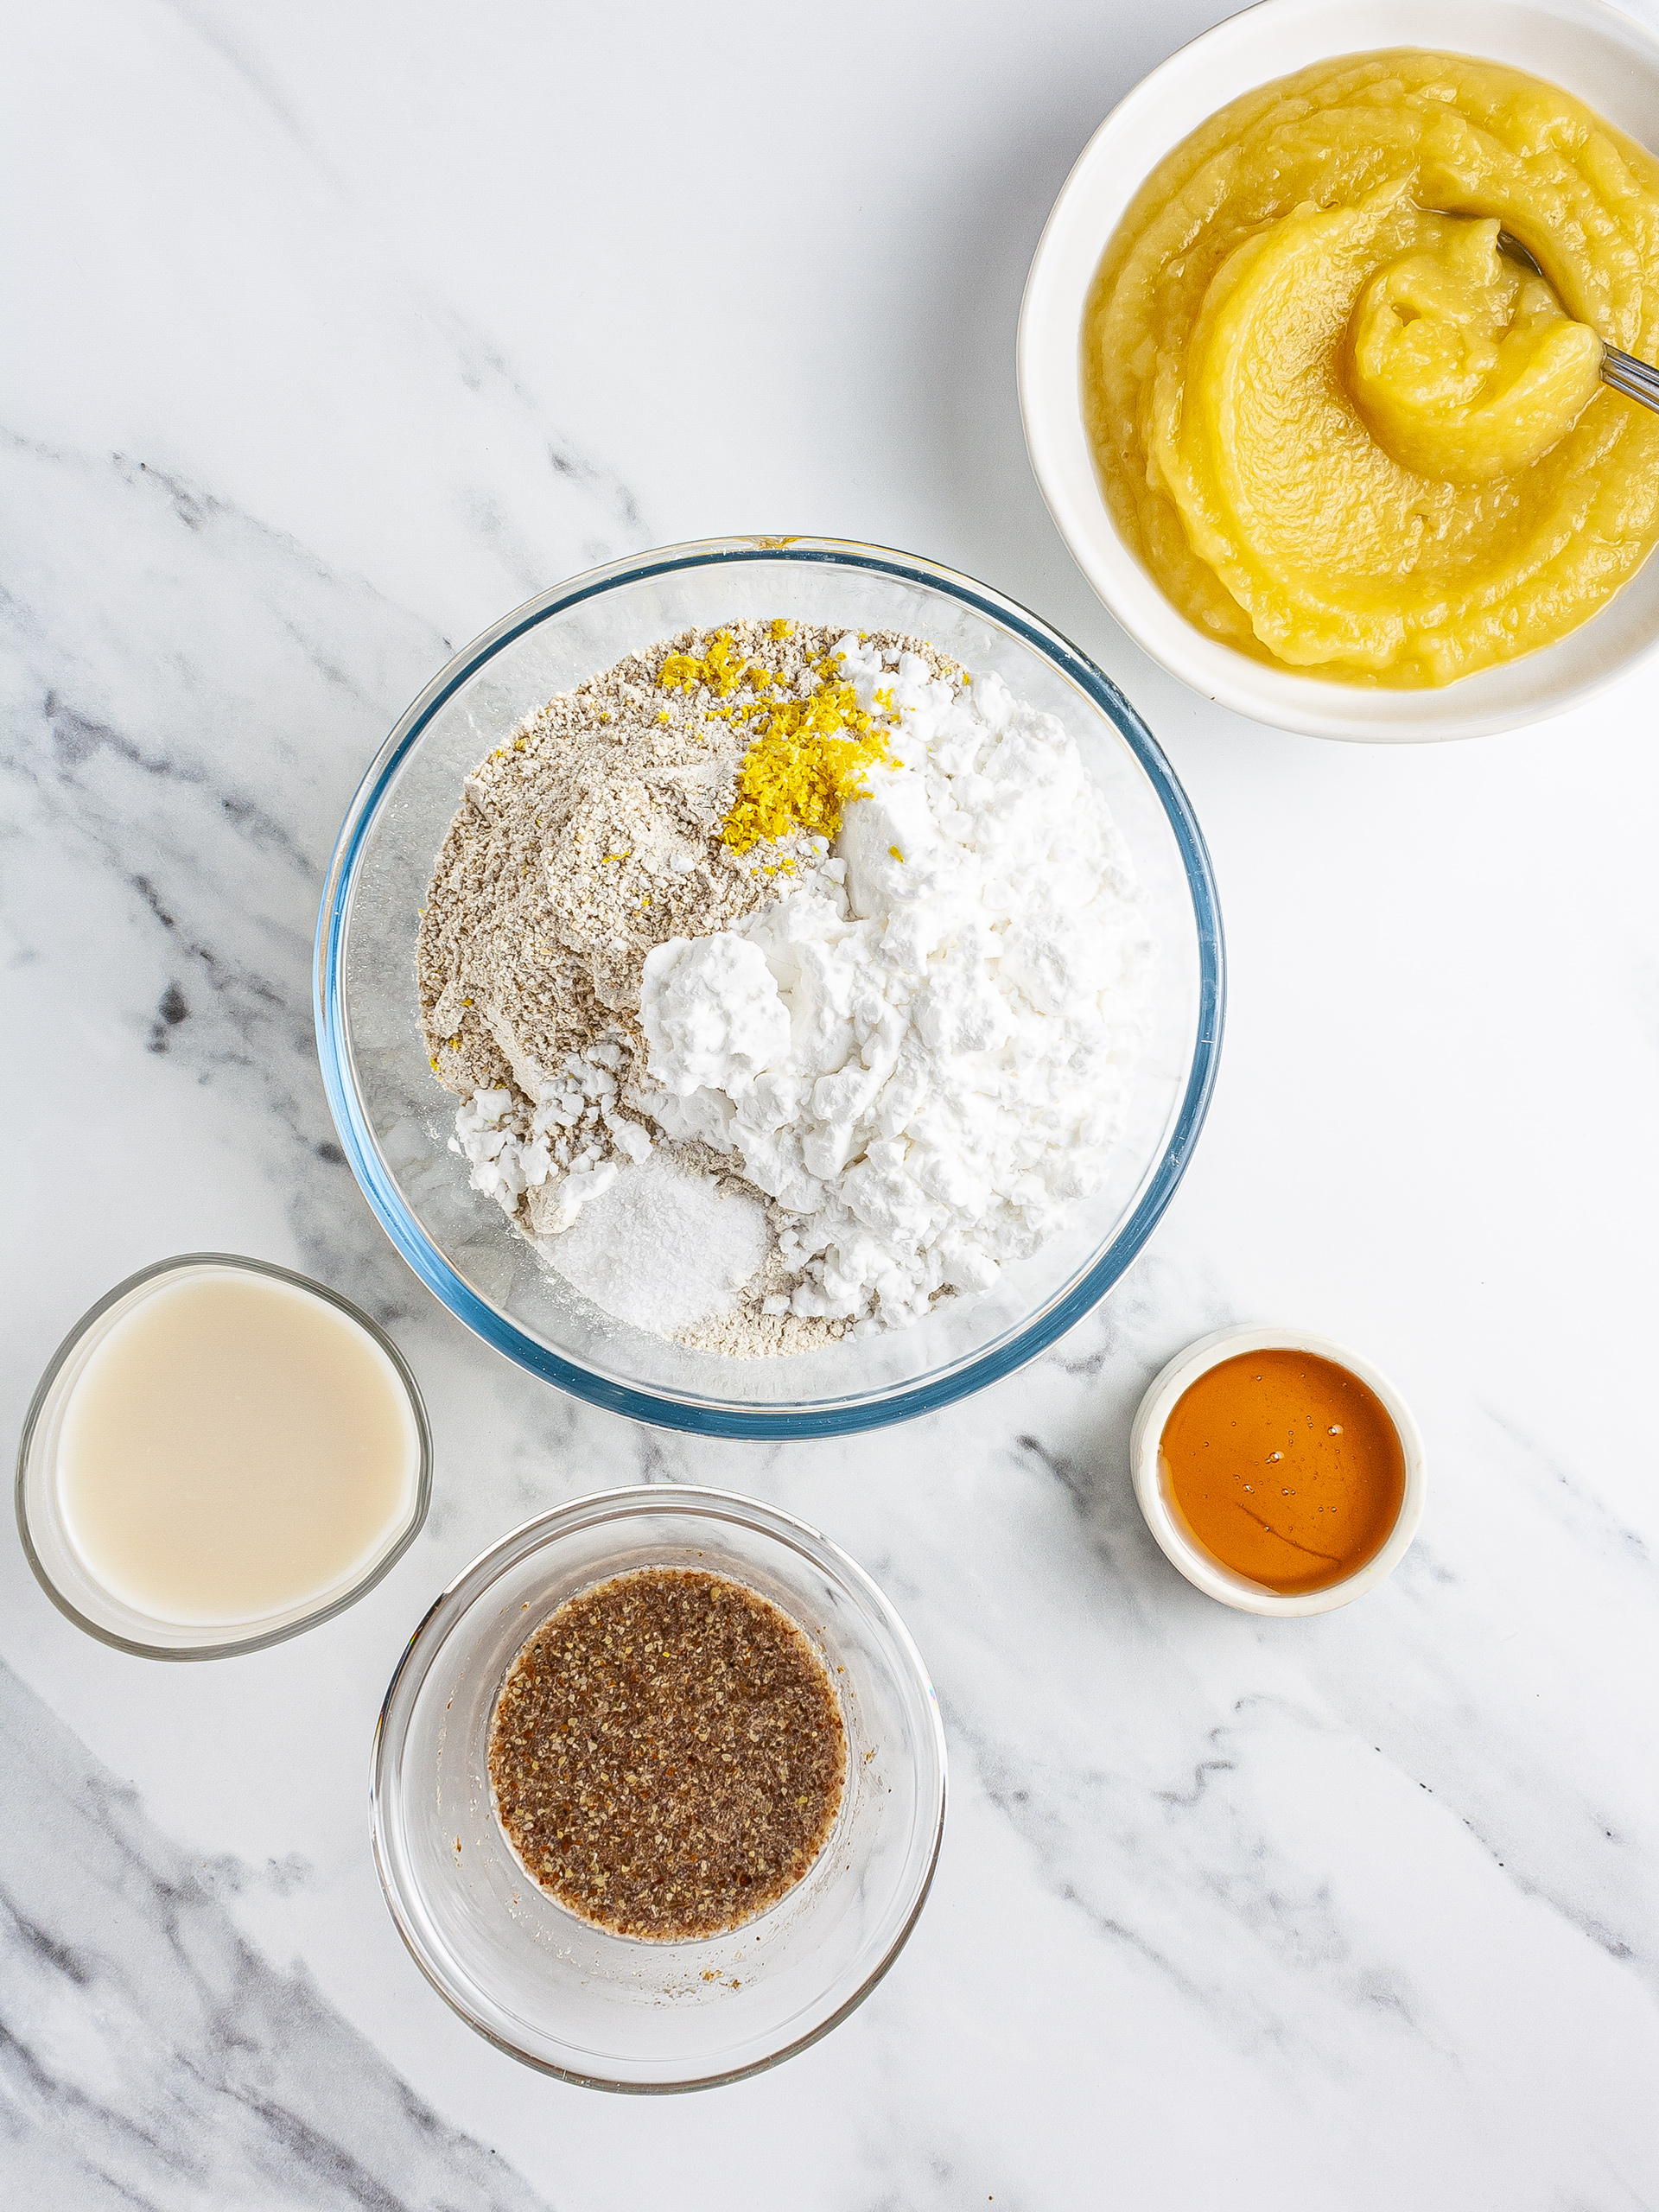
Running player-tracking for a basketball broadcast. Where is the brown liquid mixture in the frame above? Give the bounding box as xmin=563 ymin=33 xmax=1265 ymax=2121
xmin=1160 ymin=1350 xmax=1407 ymax=1595
xmin=487 ymin=1567 xmax=845 ymax=1942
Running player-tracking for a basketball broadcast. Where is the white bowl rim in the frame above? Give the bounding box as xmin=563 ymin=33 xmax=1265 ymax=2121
xmin=1129 ymin=1324 xmax=1427 ymax=1614
xmin=1017 ymin=0 xmax=1659 ymax=741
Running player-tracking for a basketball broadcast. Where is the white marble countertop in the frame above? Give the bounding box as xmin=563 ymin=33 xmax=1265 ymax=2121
xmin=5 ymin=2 xmax=1659 ymax=2204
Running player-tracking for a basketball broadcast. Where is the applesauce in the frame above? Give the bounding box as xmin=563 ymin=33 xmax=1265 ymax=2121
xmin=1084 ymin=52 xmax=1659 ymax=686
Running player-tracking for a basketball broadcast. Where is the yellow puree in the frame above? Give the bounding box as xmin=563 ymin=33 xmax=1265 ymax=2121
xmin=1085 ymin=53 xmax=1659 ymax=684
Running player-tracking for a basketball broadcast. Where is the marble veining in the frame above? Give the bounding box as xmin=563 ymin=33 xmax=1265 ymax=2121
xmin=0 ymin=1656 xmax=550 ymax=2210
xmin=4 ymin=0 xmax=1659 ymax=2205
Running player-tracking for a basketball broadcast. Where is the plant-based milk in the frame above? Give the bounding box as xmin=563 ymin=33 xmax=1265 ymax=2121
xmin=56 ymin=1268 xmax=420 ymax=1628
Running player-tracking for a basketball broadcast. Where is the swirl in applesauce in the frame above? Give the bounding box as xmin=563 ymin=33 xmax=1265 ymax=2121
xmin=1086 ymin=52 xmax=1659 ymax=684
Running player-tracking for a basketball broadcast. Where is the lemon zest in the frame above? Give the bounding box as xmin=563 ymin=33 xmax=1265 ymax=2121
xmin=652 ymin=625 xmax=899 ymax=855
xmin=658 ymin=631 xmax=789 ymax=703
xmin=721 ymin=675 xmax=896 ymax=855
xmin=658 ymin=630 xmax=750 ymax=697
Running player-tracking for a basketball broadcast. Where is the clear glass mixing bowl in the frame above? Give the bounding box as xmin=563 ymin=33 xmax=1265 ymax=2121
xmin=370 ymin=1487 xmax=947 ymax=2091
xmin=315 ymin=537 xmax=1224 ymax=1435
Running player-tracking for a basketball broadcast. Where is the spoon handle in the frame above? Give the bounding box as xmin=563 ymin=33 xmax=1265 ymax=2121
xmin=1602 ymin=346 xmax=1659 ymax=414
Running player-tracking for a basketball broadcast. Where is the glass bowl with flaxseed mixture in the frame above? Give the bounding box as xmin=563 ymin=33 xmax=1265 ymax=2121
xmin=315 ymin=537 xmax=1223 ymax=1438
xmin=370 ymin=1486 xmax=947 ymax=2090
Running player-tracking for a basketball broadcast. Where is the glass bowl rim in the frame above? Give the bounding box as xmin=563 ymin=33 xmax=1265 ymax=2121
xmin=13 ymin=1250 xmax=434 ymax=1661
xmin=367 ymin=1481 xmax=950 ymax=2093
xmin=314 ymin=533 xmax=1226 ymax=1436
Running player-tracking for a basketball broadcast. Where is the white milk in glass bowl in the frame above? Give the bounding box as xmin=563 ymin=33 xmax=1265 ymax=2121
xmin=16 ymin=1254 xmax=430 ymax=1658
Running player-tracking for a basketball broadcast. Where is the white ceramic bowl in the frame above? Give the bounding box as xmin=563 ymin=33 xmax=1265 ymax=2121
xmin=1129 ymin=1325 xmax=1427 ymax=1615
xmin=1018 ymin=0 xmax=1659 ymax=741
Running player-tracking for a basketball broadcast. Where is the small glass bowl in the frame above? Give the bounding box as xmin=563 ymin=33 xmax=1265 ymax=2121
xmin=369 ymin=1486 xmax=948 ymax=2092
xmin=15 ymin=1254 xmax=432 ymax=1659
xmin=315 ymin=535 xmax=1224 ymax=1437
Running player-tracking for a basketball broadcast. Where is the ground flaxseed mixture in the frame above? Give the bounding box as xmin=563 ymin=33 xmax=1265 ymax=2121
xmin=487 ymin=1567 xmax=846 ymax=1941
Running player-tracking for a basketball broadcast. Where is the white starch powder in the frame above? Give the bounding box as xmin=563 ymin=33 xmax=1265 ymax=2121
xmin=541 ymin=1147 xmax=771 ymax=1338
xmin=635 ymin=639 xmax=1150 ymax=1332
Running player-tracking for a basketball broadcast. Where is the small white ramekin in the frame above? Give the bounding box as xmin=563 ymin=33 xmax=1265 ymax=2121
xmin=1018 ymin=0 xmax=1659 ymax=741
xmin=1130 ymin=1325 xmax=1427 ymax=1616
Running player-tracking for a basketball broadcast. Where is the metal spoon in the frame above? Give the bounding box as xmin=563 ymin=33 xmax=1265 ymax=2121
xmin=1486 ymin=226 xmax=1659 ymax=412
